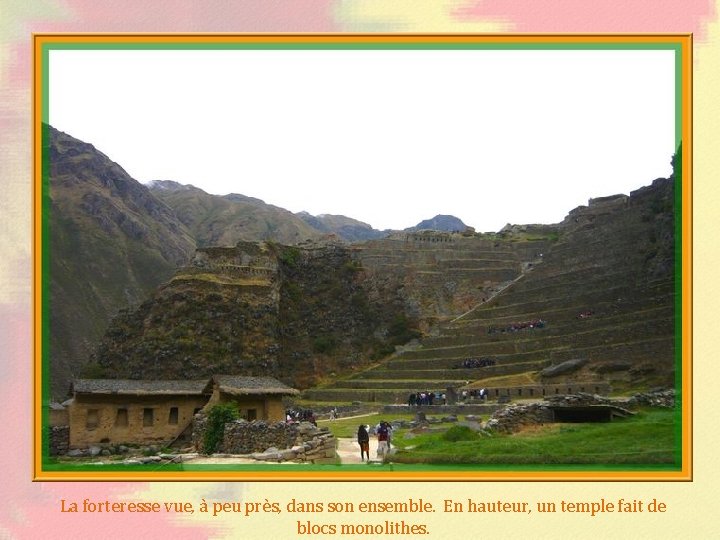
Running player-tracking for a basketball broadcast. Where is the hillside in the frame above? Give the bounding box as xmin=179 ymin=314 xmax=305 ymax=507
xmin=47 ymin=126 xmax=679 ymax=400
xmin=305 ymin=177 xmax=676 ymax=402
xmin=148 ymin=180 xmax=325 ymax=247
xmin=47 ymin=125 xmax=197 ymax=397
xmin=87 ymin=241 xmax=416 ymax=389
xmin=295 ymin=212 xmax=388 ymax=242
xmin=88 ymin=170 xmax=675 ymax=397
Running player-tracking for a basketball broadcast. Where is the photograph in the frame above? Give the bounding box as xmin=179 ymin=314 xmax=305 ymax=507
xmin=37 ymin=35 xmax=689 ymax=479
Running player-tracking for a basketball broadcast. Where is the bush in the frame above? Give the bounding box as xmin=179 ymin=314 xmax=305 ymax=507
xmin=342 ymin=259 xmax=363 ymax=274
xmin=313 ymin=335 xmax=337 ymax=354
xmin=203 ymin=402 xmax=239 ymax=454
xmin=441 ymin=425 xmax=479 ymax=442
xmin=80 ymin=362 xmax=106 ymax=378
xmin=279 ymin=247 xmax=301 ymax=268
xmin=388 ymin=315 xmax=421 ymax=342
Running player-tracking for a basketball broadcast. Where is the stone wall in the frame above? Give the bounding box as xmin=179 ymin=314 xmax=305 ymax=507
xmin=382 ymin=404 xmax=502 ymax=415
xmin=49 ymin=425 xmax=69 ymax=456
xmin=223 ymin=421 xmax=335 ymax=463
xmin=483 ymin=382 xmax=612 ymax=400
xmin=543 ymin=389 xmax=675 ymax=409
xmin=191 ymin=413 xmax=208 ymax=454
xmin=485 ymin=403 xmax=554 ymax=433
xmin=223 ymin=420 xmax=297 ymax=454
xmin=306 ymin=382 xmax=612 ymax=405
xmin=626 ymin=388 xmax=675 ymax=408
xmin=192 ymin=416 xmax=336 ymax=463
xmin=485 ymin=390 xmax=673 ymax=433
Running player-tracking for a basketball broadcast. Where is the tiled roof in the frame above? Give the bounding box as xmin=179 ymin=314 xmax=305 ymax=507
xmin=72 ymin=379 xmax=212 ymax=396
xmin=213 ymin=375 xmax=299 ymax=396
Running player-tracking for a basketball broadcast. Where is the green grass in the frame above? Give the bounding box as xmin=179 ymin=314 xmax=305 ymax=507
xmin=391 ymin=408 xmax=676 ymax=465
xmin=317 ymin=413 xmax=416 ymax=438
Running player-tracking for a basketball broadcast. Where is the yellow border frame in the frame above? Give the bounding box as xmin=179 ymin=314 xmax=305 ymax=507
xmin=33 ymin=33 xmax=692 ymax=482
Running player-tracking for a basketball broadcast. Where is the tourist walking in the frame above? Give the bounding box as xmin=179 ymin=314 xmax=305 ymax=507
xmin=376 ymin=421 xmax=389 ymax=457
xmin=357 ymin=424 xmax=370 ymax=461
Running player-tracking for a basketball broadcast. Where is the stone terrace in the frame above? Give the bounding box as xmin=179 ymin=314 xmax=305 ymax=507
xmin=304 ymin=178 xmax=675 ymax=404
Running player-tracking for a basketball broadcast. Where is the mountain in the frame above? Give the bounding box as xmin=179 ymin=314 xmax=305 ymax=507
xmin=88 ymin=173 xmax=677 ymax=397
xmin=46 ymin=125 xmax=679 ymax=399
xmin=87 ymin=241 xmax=415 ymax=389
xmin=147 ymin=181 xmax=325 ymax=247
xmin=305 ymin=177 xmax=677 ymax=403
xmin=47 ymin=125 xmax=197 ymax=397
xmin=47 ymin=127 xmax=385 ymax=396
xmin=406 ymin=214 xmax=469 ymax=232
xmin=296 ymin=212 xmax=388 ymax=242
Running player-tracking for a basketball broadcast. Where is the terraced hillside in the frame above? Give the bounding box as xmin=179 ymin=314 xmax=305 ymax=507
xmin=304 ymin=177 xmax=676 ymax=403
xmin=349 ymin=229 xmax=557 ymax=330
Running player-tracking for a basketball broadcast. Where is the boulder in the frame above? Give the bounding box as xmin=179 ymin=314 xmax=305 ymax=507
xmin=541 ymin=358 xmax=588 ymax=378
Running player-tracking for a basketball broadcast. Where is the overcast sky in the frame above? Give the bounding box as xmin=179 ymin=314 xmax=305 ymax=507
xmin=48 ymin=48 xmax=676 ymax=232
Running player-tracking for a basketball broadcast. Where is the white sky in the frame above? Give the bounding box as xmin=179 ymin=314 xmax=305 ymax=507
xmin=49 ymin=48 xmax=676 ymax=232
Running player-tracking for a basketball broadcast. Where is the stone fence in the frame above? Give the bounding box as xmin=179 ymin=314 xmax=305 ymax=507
xmin=49 ymin=425 xmax=69 ymax=456
xmin=223 ymin=420 xmax=297 ymax=454
xmin=382 ymin=404 xmax=501 ymax=415
xmin=192 ymin=415 xmax=336 ymax=463
xmin=485 ymin=403 xmax=555 ymax=433
xmin=485 ymin=389 xmax=673 ymax=433
xmin=480 ymin=382 xmax=612 ymax=400
xmin=224 ymin=421 xmax=335 ymax=463
xmin=180 ymin=265 xmax=276 ymax=280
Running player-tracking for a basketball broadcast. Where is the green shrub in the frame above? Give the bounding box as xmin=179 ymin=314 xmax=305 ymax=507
xmin=388 ymin=315 xmax=421 ymax=342
xmin=279 ymin=247 xmax=301 ymax=268
xmin=80 ymin=362 xmax=106 ymax=378
xmin=313 ymin=335 xmax=337 ymax=354
xmin=203 ymin=402 xmax=239 ymax=454
xmin=342 ymin=259 xmax=363 ymax=274
xmin=441 ymin=425 xmax=480 ymax=442
xmin=284 ymin=282 xmax=302 ymax=302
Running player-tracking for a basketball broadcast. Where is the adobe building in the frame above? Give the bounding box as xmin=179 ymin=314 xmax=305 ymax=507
xmin=66 ymin=375 xmax=298 ymax=449
xmin=204 ymin=375 xmax=298 ymax=422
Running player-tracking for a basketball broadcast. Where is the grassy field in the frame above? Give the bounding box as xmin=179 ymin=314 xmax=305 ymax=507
xmin=389 ymin=408 xmax=676 ymax=465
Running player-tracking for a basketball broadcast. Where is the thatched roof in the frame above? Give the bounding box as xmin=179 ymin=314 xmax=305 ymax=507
xmin=72 ymin=379 xmax=212 ymax=396
xmin=213 ymin=375 xmax=299 ymax=396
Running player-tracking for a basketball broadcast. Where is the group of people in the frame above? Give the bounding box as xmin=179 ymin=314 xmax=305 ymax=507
xmin=408 ymin=391 xmax=445 ymax=406
xmin=461 ymin=387 xmax=488 ymax=401
xmin=456 ymin=357 xmax=496 ymax=369
xmin=285 ymin=408 xmax=317 ymax=426
xmin=487 ymin=319 xmax=546 ymax=334
xmin=356 ymin=421 xmax=393 ymax=461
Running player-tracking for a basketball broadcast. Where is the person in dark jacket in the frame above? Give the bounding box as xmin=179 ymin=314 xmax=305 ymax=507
xmin=357 ymin=424 xmax=370 ymax=461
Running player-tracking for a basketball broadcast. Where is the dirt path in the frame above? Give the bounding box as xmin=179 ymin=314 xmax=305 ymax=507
xmin=336 ymin=437 xmax=380 ymax=464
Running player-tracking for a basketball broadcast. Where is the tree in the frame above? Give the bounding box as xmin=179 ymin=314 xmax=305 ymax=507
xmin=203 ymin=402 xmax=239 ymax=454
